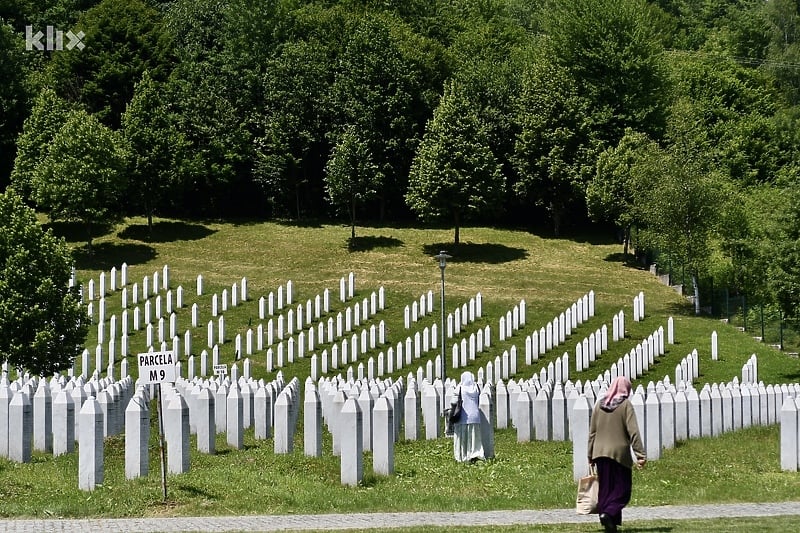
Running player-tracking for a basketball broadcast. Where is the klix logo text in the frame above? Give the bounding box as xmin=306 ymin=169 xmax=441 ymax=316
xmin=25 ymin=26 xmax=85 ymax=51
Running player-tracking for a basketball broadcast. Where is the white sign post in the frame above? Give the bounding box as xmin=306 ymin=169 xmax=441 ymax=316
xmin=137 ymin=351 xmax=177 ymax=502
xmin=213 ymin=363 xmax=228 ymax=377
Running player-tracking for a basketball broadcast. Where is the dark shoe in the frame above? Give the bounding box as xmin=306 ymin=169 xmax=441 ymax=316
xmin=599 ymin=513 xmax=617 ymax=533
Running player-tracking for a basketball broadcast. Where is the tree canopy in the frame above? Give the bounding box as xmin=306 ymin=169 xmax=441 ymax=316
xmin=3 ymin=0 xmax=800 ymax=319
xmin=0 ymin=190 xmax=87 ymax=376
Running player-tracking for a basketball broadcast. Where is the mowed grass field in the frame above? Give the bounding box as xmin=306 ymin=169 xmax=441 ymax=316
xmin=1 ymin=217 xmax=798 ymax=519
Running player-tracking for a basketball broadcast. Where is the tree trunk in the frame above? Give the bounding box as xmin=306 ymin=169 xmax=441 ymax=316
xmin=351 ymin=196 xmax=356 ymax=240
xmin=85 ymin=219 xmax=93 ymax=253
xmin=454 ymin=210 xmax=460 ymax=244
xmin=295 ymin=181 xmax=301 ymax=220
xmin=623 ymin=225 xmax=630 ymax=256
xmin=550 ymin=201 xmax=561 ymax=236
xmin=692 ymin=273 xmax=700 ymax=316
xmin=147 ymin=209 xmax=154 ymax=241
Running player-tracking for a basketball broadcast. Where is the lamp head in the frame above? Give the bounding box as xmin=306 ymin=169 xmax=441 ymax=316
xmin=434 ymin=250 xmax=452 ymax=269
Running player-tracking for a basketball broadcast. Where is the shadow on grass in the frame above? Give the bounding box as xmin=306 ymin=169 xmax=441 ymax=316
xmin=624 ymin=528 xmax=674 ymax=532
xmin=118 ymin=221 xmax=216 ymax=243
xmin=44 ymin=220 xmax=115 ymax=244
xmin=176 ymin=484 xmax=218 ymax=499
xmin=664 ymin=301 xmax=696 ymax=317
xmin=72 ymin=242 xmax=157 ymax=270
xmin=421 ymin=242 xmax=527 ymax=264
xmin=603 ymin=252 xmax=648 ymax=270
xmin=272 ymin=217 xmax=325 ymax=229
xmin=347 ymin=235 xmax=404 ymax=252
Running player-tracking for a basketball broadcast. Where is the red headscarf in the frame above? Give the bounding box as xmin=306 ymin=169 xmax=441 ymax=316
xmin=602 ymin=376 xmax=632 ymax=411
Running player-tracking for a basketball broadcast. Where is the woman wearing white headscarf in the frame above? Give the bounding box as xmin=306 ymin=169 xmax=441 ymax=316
xmin=451 ymin=371 xmax=484 ymax=462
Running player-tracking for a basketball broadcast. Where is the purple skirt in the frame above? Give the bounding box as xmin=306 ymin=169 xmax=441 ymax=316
xmin=594 ymin=457 xmax=633 ymax=526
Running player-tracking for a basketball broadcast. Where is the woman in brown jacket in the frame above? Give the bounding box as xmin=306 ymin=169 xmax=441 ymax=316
xmin=588 ymin=376 xmax=647 ymax=533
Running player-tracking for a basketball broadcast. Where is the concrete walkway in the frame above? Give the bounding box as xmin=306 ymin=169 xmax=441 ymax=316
xmin=1 ymin=502 xmax=799 ymax=532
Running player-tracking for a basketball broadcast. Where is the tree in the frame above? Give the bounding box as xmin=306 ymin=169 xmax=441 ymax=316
xmin=586 ymin=130 xmax=658 ymax=255
xmin=406 ymin=81 xmax=504 ymax=244
xmin=121 ymin=70 xmax=191 ymax=237
xmin=512 ymin=46 xmax=598 ymax=234
xmin=324 ymin=125 xmax=380 ymax=240
xmin=255 ymin=38 xmax=333 ymax=219
xmin=0 ymin=190 xmax=87 ymax=376
xmin=0 ymin=21 xmax=28 ymax=187
xmin=329 ymin=12 xmax=440 ymax=220
xmin=635 ymin=137 xmax=727 ymax=315
xmin=32 ymin=108 xmax=128 ymax=250
xmin=542 ymin=0 xmax=670 ymax=144
xmin=10 ymin=88 xmax=77 ymax=204
xmin=45 ymin=0 xmax=174 ymax=129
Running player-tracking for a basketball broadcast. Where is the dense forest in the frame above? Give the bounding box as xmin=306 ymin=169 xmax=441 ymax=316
xmin=2 ymin=0 xmax=800 ymax=323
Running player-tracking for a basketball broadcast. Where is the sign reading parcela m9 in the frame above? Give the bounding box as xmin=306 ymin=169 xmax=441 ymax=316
xmin=137 ymin=351 xmax=177 ymax=384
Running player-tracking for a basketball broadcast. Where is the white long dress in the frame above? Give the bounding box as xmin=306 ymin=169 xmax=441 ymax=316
xmin=452 ymin=383 xmax=484 ymax=462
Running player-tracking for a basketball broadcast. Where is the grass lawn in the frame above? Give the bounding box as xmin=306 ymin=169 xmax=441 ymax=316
xmin=1 ymin=217 xmax=798 ymax=519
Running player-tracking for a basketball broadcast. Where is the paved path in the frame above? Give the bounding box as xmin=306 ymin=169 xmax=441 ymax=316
xmin=1 ymin=502 xmax=799 ymax=532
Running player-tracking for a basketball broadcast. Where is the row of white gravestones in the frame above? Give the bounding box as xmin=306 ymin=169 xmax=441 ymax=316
xmin=450 ymin=328 xmax=494 ymax=371
xmin=79 ymin=263 xmax=148 ymax=301
xmin=209 ymin=282 xmax=248 ymax=317
xmin=742 ymin=354 xmax=758 ymax=384
xmin=632 ymin=290 xmax=646 ymax=322
xmin=84 ymin=265 xmax=171 ymax=305
xmin=122 ymin=373 xmax=298 ymax=484
xmin=306 ymin=324 xmax=390 ymax=374
xmin=194 ymin=274 xmax=248 ymax=300
xmin=497 ymin=299 xmax=526 ymax=342
xmin=674 ymin=350 xmax=700 ymax=386
xmin=339 ymin=272 xmax=356 ymax=303
xmin=445 ymin=294 xmax=483 ymax=339
xmin=87 ymin=285 xmax=187 ymax=326
xmin=311 ymin=347 xmax=449 ymax=388
xmin=253 ymin=297 xmax=387 ymax=360
xmin=257 ymin=285 xmax=387 ymax=325
xmin=571 ymin=379 xmax=800 ymax=481
xmin=780 ymin=396 xmax=800 ymax=471
xmin=496 ymin=324 xmax=672 ymax=436
xmin=0 ymin=374 xmax=134 ymax=465
xmin=403 ymin=290 xmax=434 ymax=329
xmin=606 ymin=326 xmax=667 ymax=383
xmin=519 ymin=291 xmax=596 ymax=364
xmin=572 ymin=325 xmax=610 ymax=372
xmin=312 ymin=375 xmax=495 ymax=484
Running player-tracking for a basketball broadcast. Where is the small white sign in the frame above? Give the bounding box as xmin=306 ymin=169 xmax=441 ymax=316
xmin=213 ymin=364 xmax=228 ymax=376
xmin=137 ymin=351 xmax=177 ymax=384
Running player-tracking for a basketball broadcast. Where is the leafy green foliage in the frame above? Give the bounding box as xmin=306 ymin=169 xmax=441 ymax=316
xmin=512 ymin=46 xmax=597 ymax=235
xmin=634 ymin=135 xmax=730 ymax=314
xmin=542 ymin=0 xmax=670 ymax=142
xmin=324 ymin=125 xmax=380 ymax=239
xmin=255 ymin=37 xmax=333 ymax=219
xmin=0 ymin=22 xmax=30 ymax=187
xmin=586 ymin=130 xmax=657 ymax=254
xmin=45 ymin=0 xmax=173 ymax=129
xmin=10 ymin=87 xmax=77 ymax=204
xmin=406 ymin=81 xmax=504 ymax=244
xmin=121 ymin=70 xmax=191 ymax=235
xmin=32 ymin=108 xmax=128 ymax=249
xmin=0 ymin=190 xmax=86 ymax=376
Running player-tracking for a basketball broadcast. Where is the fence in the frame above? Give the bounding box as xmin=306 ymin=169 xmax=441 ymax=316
xmin=649 ymin=255 xmax=800 ymax=355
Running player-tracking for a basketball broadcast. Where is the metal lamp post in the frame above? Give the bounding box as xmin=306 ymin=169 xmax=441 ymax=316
xmin=434 ymin=251 xmax=451 ymax=384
